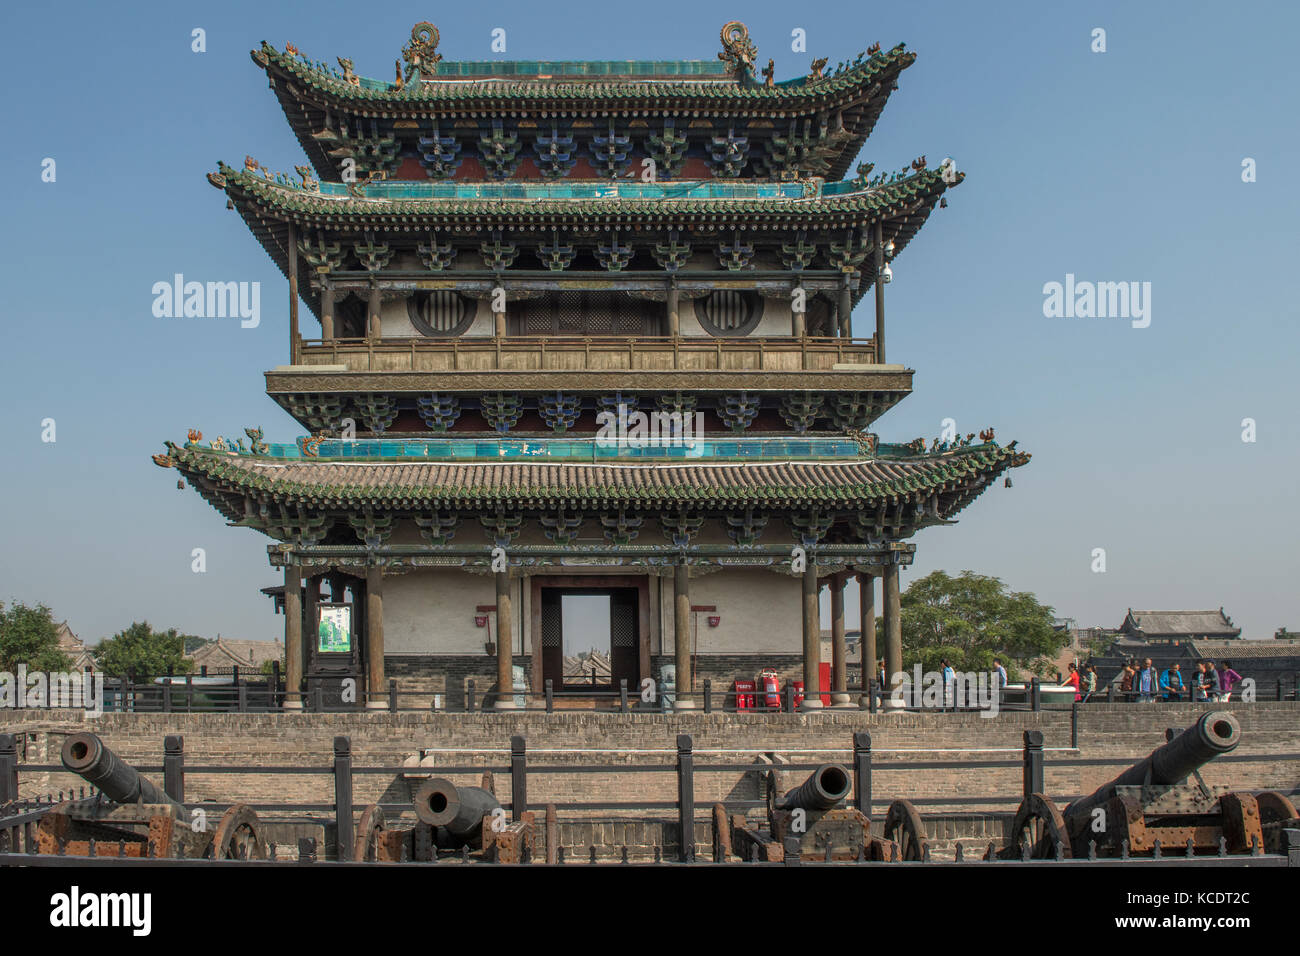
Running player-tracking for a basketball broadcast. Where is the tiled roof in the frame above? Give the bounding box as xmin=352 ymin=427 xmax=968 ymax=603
xmin=1121 ymin=609 xmax=1241 ymax=637
xmin=254 ymin=41 xmax=915 ymax=107
xmin=212 ymin=162 xmax=955 ymax=226
xmin=161 ymin=440 xmax=1027 ymax=512
xmin=1188 ymin=640 xmax=1300 ymax=659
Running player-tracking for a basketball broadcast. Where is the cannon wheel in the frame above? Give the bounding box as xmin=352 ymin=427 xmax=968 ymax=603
xmin=208 ymin=805 xmax=266 ymax=860
xmin=354 ymin=804 xmax=387 ymax=862
xmin=712 ymin=804 xmax=732 ymax=862
xmin=1255 ymin=791 xmax=1299 ymax=825
xmin=1008 ymin=793 xmax=1071 ymax=859
xmin=882 ymin=800 xmax=929 ymax=861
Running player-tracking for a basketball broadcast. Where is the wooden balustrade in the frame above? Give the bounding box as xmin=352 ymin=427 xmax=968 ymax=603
xmin=294 ymin=335 xmax=879 ymax=374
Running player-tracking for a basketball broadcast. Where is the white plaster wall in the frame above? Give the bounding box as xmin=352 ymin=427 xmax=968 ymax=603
xmin=659 ymin=568 xmax=803 ymax=656
xmin=379 ymin=296 xmax=495 ymax=338
xmin=387 ymin=567 xmax=799 ymax=659
xmin=385 ymin=568 xmax=524 ymax=656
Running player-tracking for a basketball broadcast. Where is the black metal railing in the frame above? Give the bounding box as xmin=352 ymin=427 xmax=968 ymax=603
xmin=3 ymin=729 xmax=1297 ymax=867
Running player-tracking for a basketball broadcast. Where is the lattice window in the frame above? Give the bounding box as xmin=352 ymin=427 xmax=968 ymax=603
xmin=516 ymin=292 xmax=656 ymax=335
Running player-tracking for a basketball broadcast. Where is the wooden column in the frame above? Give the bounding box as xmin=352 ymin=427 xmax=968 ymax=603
xmin=666 ymin=282 xmax=680 ymax=336
xmin=320 ymin=283 xmax=335 ymax=341
xmin=495 ymin=570 xmax=516 ymax=710
xmin=283 ymin=565 xmax=303 ymax=710
xmin=304 ymin=573 xmax=320 ymax=686
xmin=839 ymin=278 xmax=853 ymax=337
xmin=830 ymin=573 xmax=849 ymax=705
xmin=494 ymin=288 xmax=507 ymax=338
xmin=287 ymin=223 xmax=300 ymax=363
xmin=883 ymin=561 xmax=902 ymax=708
xmin=874 ymin=220 xmax=886 ymax=363
xmin=367 ymin=282 xmax=382 ymax=340
xmin=673 ymin=561 xmax=695 ymax=710
xmin=801 ymin=561 xmax=823 ymax=710
xmin=858 ymin=571 xmax=877 ymax=703
xmin=365 ymin=566 xmax=385 ymax=710
xmin=792 ymin=284 xmax=806 ymax=337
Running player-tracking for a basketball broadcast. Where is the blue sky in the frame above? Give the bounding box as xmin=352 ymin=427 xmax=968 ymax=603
xmin=1 ymin=1 xmax=1296 ymax=645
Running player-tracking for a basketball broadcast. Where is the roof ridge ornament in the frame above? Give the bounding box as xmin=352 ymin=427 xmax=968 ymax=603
xmin=402 ymin=22 xmax=442 ymax=83
xmin=718 ymin=21 xmax=757 ymax=77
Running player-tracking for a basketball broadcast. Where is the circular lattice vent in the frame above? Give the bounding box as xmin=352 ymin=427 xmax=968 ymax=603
xmin=407 ymin=291 xmax=477 ymax=337
xmin=694 ymin=290 xmax=762 ymax=336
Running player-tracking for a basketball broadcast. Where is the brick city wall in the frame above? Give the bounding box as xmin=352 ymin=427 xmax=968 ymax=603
xmin=9 ymin=704 xmax=1298 ymax=826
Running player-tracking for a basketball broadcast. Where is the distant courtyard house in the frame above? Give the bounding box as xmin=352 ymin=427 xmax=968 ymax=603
xmin=1087 ymin=607 xmax=1297 ymax=696
xmin=1117 ymin=609 xmax=1241 ymax=644
xmin=55 ymin=622 xmax=95 ymax=671
xmin=188 ymin=638 xmax=284 ymax=673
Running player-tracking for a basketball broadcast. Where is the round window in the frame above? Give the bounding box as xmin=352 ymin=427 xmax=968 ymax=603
xmin=693 ymin=290 xmax=763 ymax=337
xmin=407 ymin=291 xmax=477 ymax=337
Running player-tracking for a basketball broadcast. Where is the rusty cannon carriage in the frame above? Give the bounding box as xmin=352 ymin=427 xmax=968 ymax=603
xmin=715 ymin=763 xmax=930 ymax=862
xmin=353 ymin=775 xmax=538 ymax=863
xmin=33 ymin=732 xmax=266 ymax=860
xmin=995 ymin=711 xmax=1299 ymax=859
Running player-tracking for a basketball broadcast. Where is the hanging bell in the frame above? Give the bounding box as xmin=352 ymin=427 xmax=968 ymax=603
xmin=1004 ymin=477 xmax=1013 ymax=488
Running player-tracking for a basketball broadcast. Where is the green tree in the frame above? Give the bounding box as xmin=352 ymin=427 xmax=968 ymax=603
xmin=890 ymin=571 xmax=1063 ymax=679
xmin=0 ymin=602 xmax=72 ymax=672
xmin=94 ymin=623 xmax=193 ymax=680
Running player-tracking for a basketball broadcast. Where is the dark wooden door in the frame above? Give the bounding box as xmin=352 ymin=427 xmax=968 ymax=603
xmin=609 ymin=589 xmax=639 ymax=692
xmin=540 ymin=590 xmax=563 ymax=694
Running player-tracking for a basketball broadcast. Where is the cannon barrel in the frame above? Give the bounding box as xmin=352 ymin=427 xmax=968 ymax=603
xmin=60 ymin=732 xmax=184 ymax=819
xmin=1064 ymin=711 xmax=1240 ymax=823
xmin=775 ymin=763 xmax=852 ymax=812
xmin=414 ymin=777 xmax=500 ymax=848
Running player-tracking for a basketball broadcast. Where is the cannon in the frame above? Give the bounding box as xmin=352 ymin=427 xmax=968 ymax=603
xmin=62 ymin=732 xmax=184 ymax=818
xmin=35 ymin=732 xmax=265 ymax=860
xmin=996 ymin=711 xmax=1299 ymax=859
xmin=718 ymin=763 xmax=907 ymax=862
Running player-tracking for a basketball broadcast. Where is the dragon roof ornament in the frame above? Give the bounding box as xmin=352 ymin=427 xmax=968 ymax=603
xmin=718 ymin=21 xmax=758 ymax=76
xmin=401 ymin=21 xmax=442 ymax=82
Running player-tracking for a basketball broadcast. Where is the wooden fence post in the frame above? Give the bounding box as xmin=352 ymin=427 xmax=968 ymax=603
xmin=163 ymin=735 xmax=185 ymax=803
xmin=0 ymin=734 xmax=17 ymax=804
xmin=1022 ymin=730 xmax=1044 ymax=800
xmin=676 ymin=734 xmax=695 ymax=862
xmin=510 ymin=735 xmax=527 ymax=822
xmin=853 ymin=731 xmax=872 ymax=816
xmin=334 ymin=736 xmax=353 ymax=861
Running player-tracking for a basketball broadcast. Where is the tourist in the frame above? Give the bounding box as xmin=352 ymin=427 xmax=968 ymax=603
xmin=941 ymin=659 xmax=955 ymax=708
xmin=992 ymin=658 xmax=1008 ymax=693
xmin=1082 ymin=664 xmax=1098 ymax=702
xmin=1160 ymin=662 xmax=1184 ymax=701
xmin=877 ymin=659 xmax=886 ymax=708
xmin=1219 ymin=661 xmax=1243 ymax=702
xmin=1205 ymin=660 xmax=1222 ymax=701
xmin=1194 ymin=661 xmax=1213 ymax=702
xmin=1137 ymin=659 xmax=1159 ymax=703
xmin=1064 ymin=662 xmax=1081 ymax=702
xmin=1119 ymin=662 xmax=1136 ymax=701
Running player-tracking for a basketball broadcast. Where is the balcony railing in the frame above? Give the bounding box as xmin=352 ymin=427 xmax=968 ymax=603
xmin=292 ymin=335 xmax=878 ymax=374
